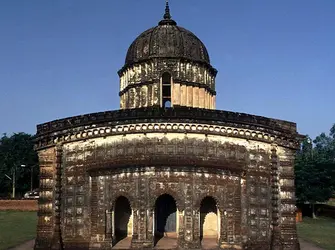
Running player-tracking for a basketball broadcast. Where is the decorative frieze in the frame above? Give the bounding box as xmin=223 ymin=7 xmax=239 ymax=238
xmin=36 ymin=121 xmax=299 ymax=151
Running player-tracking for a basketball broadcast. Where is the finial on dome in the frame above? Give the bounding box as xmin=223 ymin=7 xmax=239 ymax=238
xmin=164 ymin=0 xmax=171 ymax=19
xmin=159 ymin=0 xmax=177 ymax=25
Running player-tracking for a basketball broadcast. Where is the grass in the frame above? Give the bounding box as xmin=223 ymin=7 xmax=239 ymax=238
xmin=1 ymin=211 xmax=335 ymax=250
xmin=0 ymin=211 xmax=37 ymax=250
xmin=297 ymin=216 xmax=335 ymax=250
xmin=326 ymin=199 xmax=335 ymax=207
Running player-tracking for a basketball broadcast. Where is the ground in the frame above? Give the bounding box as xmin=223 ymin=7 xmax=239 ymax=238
xmin=0 ymin=211 xmax=37 ymax=250
xmin=297 ymin=216 xmax=335 ymax=250
xmin=6 ymin=238 xmax=326 ymax=250
xmin=1 ymin=212 xmax=334 ymax=250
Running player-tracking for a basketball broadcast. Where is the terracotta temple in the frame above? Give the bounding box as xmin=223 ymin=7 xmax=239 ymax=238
xmin=34 ymin=3 xmax=302 ymax=250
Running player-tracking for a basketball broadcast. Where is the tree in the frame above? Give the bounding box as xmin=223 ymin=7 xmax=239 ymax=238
xmin=313 ymin=124 xmax=335 ymax=189
xmin=314 ymin=124 xmax=335 ymax=162
xmin=0 ymin=133 xmax=38 ymax=198
xmin=295 ymin=125 xmax=335 ymax=218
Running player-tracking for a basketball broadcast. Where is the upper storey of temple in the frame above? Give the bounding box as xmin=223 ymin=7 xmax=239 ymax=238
xmin=124 ymin=7 xmax=210 ymax=67
xmin=118 ymin=2 xmax=218 ymax=110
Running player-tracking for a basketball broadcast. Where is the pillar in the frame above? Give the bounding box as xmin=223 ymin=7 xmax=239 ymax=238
xmin=193 ymin=86 xmax=199 ymax=108
xmin=173 ymin=83 xmax=180 ymax=106
xmin=105 ymin=210 xmax=112 ymax=241
xmin=130 ymin=209 xmax=140 ymax=248
xmin=187 ymin=86 xmax=193 ymax=107
xmin=147 ymin=209 xmax=154 ymax=242
xmin=213 ymin=95 xmax=216 ymax=109
xmin=270 ymin=146 xmax=283 ymax=250
xmin=199 ymin=88 xmax=205 ymax=108
xmin=51 ymin=145 xmax=64 ymax=250
xmin=131 ymin=177 xmax=152 ymax=248
xmin=278 ymin=149 xmax=301 ymax=250
xmin=34 ymin=148 xmax=56 ymax=250
xmin=181 ymin=85 xmax=187 ymax=106
xmin=219 ymin=209 xmax=228 ymax=248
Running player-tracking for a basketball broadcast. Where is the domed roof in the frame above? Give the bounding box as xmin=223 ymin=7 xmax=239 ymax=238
xmin=124 ymin=2 xmax=210 ymax=67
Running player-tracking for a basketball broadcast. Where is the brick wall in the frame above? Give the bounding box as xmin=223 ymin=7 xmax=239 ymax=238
xmin=0 ymin=199 xmax=38 ymax=211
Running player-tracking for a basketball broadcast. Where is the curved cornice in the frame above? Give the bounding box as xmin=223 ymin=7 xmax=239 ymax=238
xmin=118 ymin=58 xmax=218 ymax=77
xmin=35 ymin=107 xmax=302 ymax=150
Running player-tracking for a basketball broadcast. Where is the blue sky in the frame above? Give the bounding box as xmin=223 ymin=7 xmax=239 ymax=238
xmin=0 ymin=0 xmax=334 ymax=139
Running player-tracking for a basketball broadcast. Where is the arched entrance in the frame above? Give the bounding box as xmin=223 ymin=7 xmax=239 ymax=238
xmin=113 ymin=196 xmax=132 ymax=247
xmin=200 ymin=196 xmax=219 ymax=248
xmin=154 ymin=194 xmax=177 ymax=247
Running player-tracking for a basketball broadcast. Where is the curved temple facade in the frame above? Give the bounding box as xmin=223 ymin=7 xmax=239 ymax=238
xmin=34 ymin=3 xmax=302 ymax=250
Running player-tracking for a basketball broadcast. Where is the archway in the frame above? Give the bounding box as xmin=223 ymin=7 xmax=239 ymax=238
xmin=154 ymin=194 xmax=177 ymax=247
xmin=200 ymin=196 xmax=219 ymax=248
xmin=114 ymin=196 xmax=132 ymax=245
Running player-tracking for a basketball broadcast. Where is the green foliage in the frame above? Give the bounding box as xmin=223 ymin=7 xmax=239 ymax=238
xmin=295 ymin=124 xmax=335 ymax=205
xmin=0 ymin=133 xmax=38 ymax=198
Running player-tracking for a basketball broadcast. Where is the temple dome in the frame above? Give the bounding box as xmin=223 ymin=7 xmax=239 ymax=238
xmin=124 ymin=3 xmax=210 ymax=67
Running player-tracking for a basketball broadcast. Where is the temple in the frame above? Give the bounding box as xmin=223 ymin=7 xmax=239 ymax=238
xmin=34 ymin=3 xmax=301 ymax=249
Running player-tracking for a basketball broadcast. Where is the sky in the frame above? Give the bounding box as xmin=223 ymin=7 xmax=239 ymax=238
xmin=0 ymin=0 xmax=334 ymax=139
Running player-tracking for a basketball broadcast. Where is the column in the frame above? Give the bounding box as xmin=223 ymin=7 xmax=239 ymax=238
xmin=131 ymin=178 xmax=152 ymax=248
xmin=173 ymin=83 xmax=180 ymax=106
xmin=105 ymin=210 xmax=112 ymax=241
xmin=125 ymin=92 xmax=129 ymax=109
xmin=240 ymin=176 xmax=248 ymax=245
xmin=181 ymin=184 xmax=200 ymax=249
xmin=131 ymin=209 xmax=139 ymax=247
xmin=90 ymin=176 xmax=99 ymax=240
xmin=198 ymin=88 xmax=205 ymax=108
xmin=34 ymin=148 xmax=56 ymax=250
xmin=177 ymin=210 xmax=186 ymax=247
xmin=270 ymin=146 xmax=283 ymax=250
xmin=219 ymin=209 xmax=228 ymax=248
xmin=187 ymin=86 xmax=193 ymax=107
xmin=193 ymin=87 xmax=199 ymax=108
xmin=213 ymin=95 xmax=216 ymax=109
xmin=278 ymin=149 xmax=300 ymax=249
xmin=51 ymin=145 xmax=64 ymax=250
xmin=181 ymin=85 xmax=187 ymax=106
xmin=204 ymin=90 xmax=208 ymax=109
xmin=147 ymin=209 xmax=154 ymax=242
xmin=153 ymin=82 xmax=160 ymax=106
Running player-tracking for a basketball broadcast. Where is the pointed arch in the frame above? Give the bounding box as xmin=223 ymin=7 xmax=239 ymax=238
xmin=110 ymin=192 xmax=135 ymax=210
xmin=150 ymin=189 xmax=184 ymax=212
xmin=194 ymin=193 xmax=221 ymax=212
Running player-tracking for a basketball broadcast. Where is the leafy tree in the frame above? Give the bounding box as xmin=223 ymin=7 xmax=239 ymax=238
xmin=314 ymin=124 xmax=335 ymax=161
xmin=313 ymin=124 xmax=335 ymax=189
xmin=0 ymin=133 xmax=38 ymax=198
xmin=295 ymin=125 xmax=335 ymax=218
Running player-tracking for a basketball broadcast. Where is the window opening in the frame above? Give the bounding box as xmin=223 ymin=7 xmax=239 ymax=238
xmin=162 ymin=72 xmax=171 ymax=108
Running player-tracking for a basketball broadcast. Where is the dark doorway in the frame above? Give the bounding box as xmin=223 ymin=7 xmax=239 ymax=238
xmin=200 ymin=196 xmax=218 ymax=242
xmin=154 ymin=194 xmax=177 ymax=245
xmin=114 ymin=196 xmax=132 ymax=243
